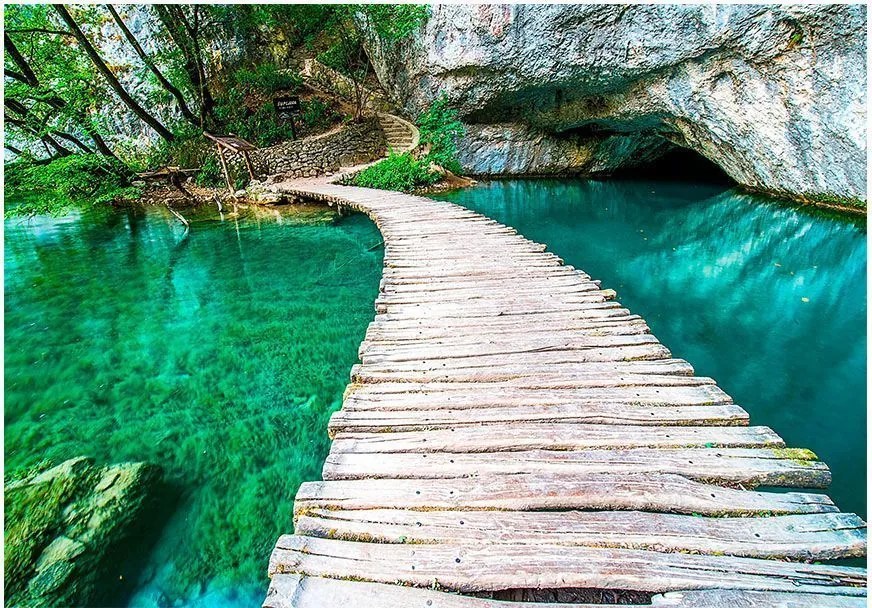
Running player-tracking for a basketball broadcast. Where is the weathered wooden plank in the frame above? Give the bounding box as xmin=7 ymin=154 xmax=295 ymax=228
xmin=294 ymin=473 xmax=836 ymax=516
xmin=374 ymin=305 xmax=635 ymax=326
xmin=371 ymin=301 xmax=635 ymax=320
xmin=380 ymin=277 xmax=598 ymax=294
xmin=263 ymin=575 xmax=867 ymax=608
xmin=350 ymin=359 xmax=698 ymax=383
xmin=330 ymin=424 xmax=781 ymax=453
xmin=269 ymin=537 xmax=865 ymax=595
xmin=363 ymin=322 xmax=652 ymax=344
xmin=348 ymin=374 xmax=715 ymax=395
xmin=361 ymin=343 xmax=672 ymax=366
xmin=343 ymin=384 xmax=732 ymax=411
xmin=321 ymin=447 xmax=828 ymax=488
xmin=295 ymin=509 xmax=865 ymax=560
xmin=328 ymin=403 xmax=750 ymax=433
xmin=360 ymin=334 xmax=659 ymax=360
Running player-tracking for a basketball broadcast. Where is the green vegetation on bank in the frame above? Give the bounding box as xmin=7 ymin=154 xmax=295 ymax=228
xmin=353 ymin=152 xmax=440 ymax=191
xmin=353 ymin=94 xmax=465 ymax=192
xmin=4 ymin=155 xmax=140 ymax=216
xmin=4 ymin=4 xmax=429 ymax=214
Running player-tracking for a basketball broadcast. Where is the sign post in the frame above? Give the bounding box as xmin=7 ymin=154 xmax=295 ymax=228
xmin=274 ymin=95 xmax=301 ymax=140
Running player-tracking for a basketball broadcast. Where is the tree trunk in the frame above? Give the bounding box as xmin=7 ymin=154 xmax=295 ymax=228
xmin=106 ymin=5 xmax=200 ymax=128
xmin=53 ymin=4 xmax=176 ymax=142
xmin=154 ymin=5 xmax=217 ymax=128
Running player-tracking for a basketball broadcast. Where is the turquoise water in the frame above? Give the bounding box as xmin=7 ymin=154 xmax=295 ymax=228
xmin=4 ymin=203 xmax=383 ymax=607
xmin=433 ymin=179 xmax=867 ymax=519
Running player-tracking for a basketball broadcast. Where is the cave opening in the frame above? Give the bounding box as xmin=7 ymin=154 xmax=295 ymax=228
xmin=612 ymin=144 xmax=735 ymax=186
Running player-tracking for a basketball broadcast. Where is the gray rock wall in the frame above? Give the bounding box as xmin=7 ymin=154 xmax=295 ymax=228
xmin=367 ymin=4 xmax=867 ymax=204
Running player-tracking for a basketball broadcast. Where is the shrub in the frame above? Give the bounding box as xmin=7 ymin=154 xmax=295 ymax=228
xmin=417 ymin=94 xmax=464 ymax=174
xmin=301 ymin=98 xmax=338 ymax=130
xmin=195 ymin=154 xmax=224 ymax=188
xmin=352 ymin=152 xmax=439 ymax=192
xmin=4 ymin=154 xmax=139 ymax=217
xmin=233 ymin=64 xmax=302 ymax=95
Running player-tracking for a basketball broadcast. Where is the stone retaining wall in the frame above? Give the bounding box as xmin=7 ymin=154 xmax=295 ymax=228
xmin=226 ymin=118 xmax=386 ymax=181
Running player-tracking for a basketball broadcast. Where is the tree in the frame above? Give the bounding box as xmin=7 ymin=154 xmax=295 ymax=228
xmin=53 ymin=4 xmax=176 ymax=142
xmin=319 ymin=5 xmax=428 ymax=119
xmin=153 ymin=5 xmax=218 ymax=128
xmin=105 ymin=4 xmax=200 ymax=129
xmin=4 ymin=25 xmax=119 ymax=162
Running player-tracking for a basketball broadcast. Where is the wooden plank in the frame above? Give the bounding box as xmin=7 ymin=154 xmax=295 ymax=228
xmin=374 ymin=305 xmax=636 ymax=326
xmin=263 ymin=574 xmax=618 ymax=608
xmin=360 ymin=334 xmax=660 ymax=360
xmin=263 ymin=575 xmax=867 ymax=608
xmin=328 ymin=403 xmax=750 ymax=434
xmin=296 ymin=509 xmax=865 ymax=560
xmin=363 ymin=321 xmax=652 ymax=343
xmin=294 ymin=473 xmax=837 ymax=516
xmin=344 ymin=384 xmax=729 ymax=409
xmin=269 ymin=537 xmax=866 ymax=595
xmin=329 ymin=424 xmax=780 ymax=453
xmin=351 ymin=359 xmax=698 ymax=383
xmin=360 ymin=344 xmax=672 ymax=366
xmin=347 ymin=375 xmax=716 ymax=395
xmin=321 ymin=447 xmax=828 ymax=488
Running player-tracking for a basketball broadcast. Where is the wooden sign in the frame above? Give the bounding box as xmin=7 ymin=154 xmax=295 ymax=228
xmin=274 ymin=95 xmax=301 ymax=121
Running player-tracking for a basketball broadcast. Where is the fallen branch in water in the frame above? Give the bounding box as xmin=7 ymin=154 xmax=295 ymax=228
xmin=165 ymin=202 xmax=190 ymax=228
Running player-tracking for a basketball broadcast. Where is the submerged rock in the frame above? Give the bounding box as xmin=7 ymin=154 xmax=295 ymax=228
xmin=367 ymin=4 xmax=867 ymax=205
xmin=5 ymin=457 xmax=162 ymax=608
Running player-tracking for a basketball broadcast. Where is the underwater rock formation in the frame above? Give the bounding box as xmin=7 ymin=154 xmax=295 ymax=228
xmin=5 ymin=457 xmax=162 ymax=607
xmin=367 ymin=4 xmax=867 ymax=205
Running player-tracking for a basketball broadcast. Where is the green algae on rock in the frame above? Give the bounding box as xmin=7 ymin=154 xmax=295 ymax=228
xmin=5 ymin=457 xmax=162 ymax=608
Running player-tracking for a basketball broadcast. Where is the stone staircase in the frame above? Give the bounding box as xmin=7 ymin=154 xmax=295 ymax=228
xmin=300 ymin=58 xmax=420 ymax=157
xmin=376 ymin=112 xmax=419 ymax=155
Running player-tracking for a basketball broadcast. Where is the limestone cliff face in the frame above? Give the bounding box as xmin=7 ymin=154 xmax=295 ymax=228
xmin=368 ymin=4 xmax=867 ymax=204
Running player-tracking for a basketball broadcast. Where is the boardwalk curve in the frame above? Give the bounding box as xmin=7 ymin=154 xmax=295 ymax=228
xmin=264 ymin=180 xmax=867 ymax=607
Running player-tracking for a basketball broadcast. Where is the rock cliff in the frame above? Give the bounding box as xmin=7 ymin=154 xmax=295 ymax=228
xmin=367 ymin=4 xmax=867 ymax=205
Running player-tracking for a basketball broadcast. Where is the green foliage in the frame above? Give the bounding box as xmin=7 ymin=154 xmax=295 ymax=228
xmin=417 ymin=94 xmax=464 ymax=174
xmin=195 ymin=154 xmax=224 ymax=187
xmin=352 ymin=152 xmax=439 ymax=192
xmin=5 ymin=155 xmax=139 ymax=217
xmin=233 ymin=63 xmax=302 ymax=96
xmin=318 ymin=5 xmax=428 ymax=116
xmin=301 ymin=98 xmax=338 ymax=129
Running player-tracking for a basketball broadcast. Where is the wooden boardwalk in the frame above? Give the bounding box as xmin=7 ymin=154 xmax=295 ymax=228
xmin=264 ymin=181 xmax=867 ymax=607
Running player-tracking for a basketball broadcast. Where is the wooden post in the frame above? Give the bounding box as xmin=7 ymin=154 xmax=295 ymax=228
xmin=216 ymin=144 xmax=234 ymax=195
xmin=242 ymin=150 xmax=256 ymax=181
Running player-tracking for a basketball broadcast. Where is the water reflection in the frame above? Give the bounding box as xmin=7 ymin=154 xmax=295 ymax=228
xmin=434 ymin=179 xmax=867 ymax=518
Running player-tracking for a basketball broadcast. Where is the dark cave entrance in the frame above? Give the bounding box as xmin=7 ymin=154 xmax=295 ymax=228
xmin=613 ymin=144 xmax=734 ymax=186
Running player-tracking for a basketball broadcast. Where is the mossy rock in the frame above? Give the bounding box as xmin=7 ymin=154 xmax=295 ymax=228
xmin=5 ymin=457 xmax=162 ymax=608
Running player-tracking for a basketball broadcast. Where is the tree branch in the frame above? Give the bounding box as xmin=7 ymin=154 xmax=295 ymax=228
xmin=53 ymin=4 xmax=175 ymax=142
xmin=105 ymin=4 xmax=200 ymax=128
xmin=6 ymin=27 xmax=74 ymax=37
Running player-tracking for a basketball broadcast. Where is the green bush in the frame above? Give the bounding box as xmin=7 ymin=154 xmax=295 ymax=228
xmin=195 ymin=154 xmax=224 ymax=188
xmin=352 ymin=152 xmax=439 ymax=192
xmin=301 ymin=98 xmax=338 ymax=130
xmin=5 ymin=154 xmax=139 ymax=217
xmin=417 ymin=94 xmax=464 ymax=174
xmin=233 ymin=63 xmax=302 ymax=95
